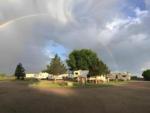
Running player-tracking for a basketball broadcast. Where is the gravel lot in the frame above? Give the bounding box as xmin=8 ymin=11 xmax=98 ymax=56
xmin=0 ymin=81 xmax=150 ymax=113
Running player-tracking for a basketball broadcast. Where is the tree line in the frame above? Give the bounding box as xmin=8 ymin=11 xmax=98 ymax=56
xmin=14 ymin=49 xmax=150 ymax=81
xmin=43 ymin=49 xmax=110 ymax=77
xmin=15 ymin=49 xmax=110 ymax=80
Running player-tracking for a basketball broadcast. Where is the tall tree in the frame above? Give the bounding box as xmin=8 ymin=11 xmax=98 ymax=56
xmin=67 ymin=49 xmax=110 ymax=77
xmin=142 ymin=69 xmax=150 ymax=81
xmin=14 ymin=63 xmax=26 ymax=80
xmin=44 ymin=54 xmax=67 ymax=75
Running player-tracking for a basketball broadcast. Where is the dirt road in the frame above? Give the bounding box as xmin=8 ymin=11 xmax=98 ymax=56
xmin=0 ymin=81 xmax=150 ymax=113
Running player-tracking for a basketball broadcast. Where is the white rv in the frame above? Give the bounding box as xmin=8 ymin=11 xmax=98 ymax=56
xmin=73 ymin=70 xmax=89 ymax=78
xmin=26 ymin=74 xmax=36 ymax=78
xmin=48 ymin=74 xmax=68 ymax=80
xmin=35 ymin=72 xmax=49 ymax=79
xmin=107 ymin=72 xmax=131 ymax=81
xmin=26 ymin=72 xmax=50 ymax=80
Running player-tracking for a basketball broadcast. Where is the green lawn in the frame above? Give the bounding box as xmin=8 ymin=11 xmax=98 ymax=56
xmin=0 ymin=74 xmax=14 ymax=81
xmin=0 ymin=75 xmax=129 ymax=88
xmin=29 ymin=80 xmax=129 ymax=88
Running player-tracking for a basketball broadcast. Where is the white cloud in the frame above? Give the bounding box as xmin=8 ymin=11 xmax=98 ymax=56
xmin=130 ymin=34 xmax=147 ymax=43
xmin=47 ymin=0 xmax=74 ymax=24
xmin=134 ymin=7 xmax=148 ymax=17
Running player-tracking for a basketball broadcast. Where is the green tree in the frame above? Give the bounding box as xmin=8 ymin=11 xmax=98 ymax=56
xmin=14 ymin=63 xmax=26 ymax=80
xmin=44 ymin=54 xmax=67 ymax=75
xmin=142 ymin=69 xmax=150 ymax=81
xmin=66 ymin=49 xmax=110 ymax=77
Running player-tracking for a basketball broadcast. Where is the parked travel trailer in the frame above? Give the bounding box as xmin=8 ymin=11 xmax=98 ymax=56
xmin=107 ymin=72 xmax=131 ymax=81
xmin=73 ymin=70 xmax=89 ymax=78
xmin=35 ymin=72 xmax=49 ymax=79
xmin=88 ymin=75 xmax=108 ymax=83
xmin=48 ymin=74 xmax=68 ymax=80
xmin=26 ymin=72 xmax=50 ymax=80
xmin=26 ymin=74 xmax=36 ymax=78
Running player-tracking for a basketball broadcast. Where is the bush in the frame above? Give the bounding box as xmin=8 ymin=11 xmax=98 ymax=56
xmin=0 ymin=74 xmax=14 ymax=81
xmin=0 ymin=73 xmax=6 ymax=80
xmin=131 ymin=76 xmax=138 ymax=80
xmin=142 ymin=70 xmax=150 ymax=81
xmin=0 ymin=73 xmax=6 ymax=77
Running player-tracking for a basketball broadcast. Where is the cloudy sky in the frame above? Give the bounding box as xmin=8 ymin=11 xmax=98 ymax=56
xmin=0 ymin=0 xmax=150 ymax=76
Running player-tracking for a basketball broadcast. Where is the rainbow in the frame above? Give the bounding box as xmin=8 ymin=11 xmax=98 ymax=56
xmin=0 ymin=13 xmax=118 ymax=71
xmin=0 ymin=13 xmax=48 ymax=28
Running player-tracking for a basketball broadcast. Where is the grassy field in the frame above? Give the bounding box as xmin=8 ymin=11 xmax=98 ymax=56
xmin=29 ymin=80 xmax=123 ymax=88
xmin=0 ymin=80 xmax=150 ymax=113
xmin=0 ymin=74 xmax=129 ymax=88
xmin=7 ymin=78 xmax=128 ymax=88
xmin=0 ymin=74 xmax=14 ymax=81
